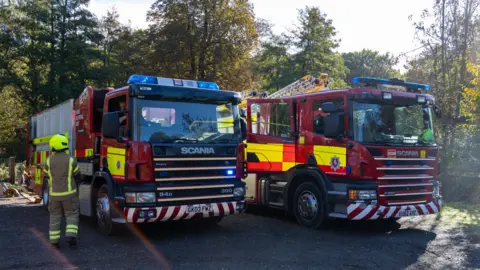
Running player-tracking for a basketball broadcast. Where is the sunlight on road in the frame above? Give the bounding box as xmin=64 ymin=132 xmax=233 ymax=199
xmin=111 ymin=206 xmax=172 ymax=270
xmin=29 ymin=227 xmax=78 ymax=269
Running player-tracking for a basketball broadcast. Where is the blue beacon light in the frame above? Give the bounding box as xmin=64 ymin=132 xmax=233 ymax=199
xmin=352 ymin=77 xmax=430 ymax=91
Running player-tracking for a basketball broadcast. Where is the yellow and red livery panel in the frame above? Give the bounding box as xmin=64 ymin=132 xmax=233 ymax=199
xmin=246 ymin=142 xmax=346 ymax=175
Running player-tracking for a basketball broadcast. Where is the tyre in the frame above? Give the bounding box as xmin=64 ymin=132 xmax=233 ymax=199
xmin=95 ymin=184 xmax=120 ymax=236
xmin=42 ymin=181 xmax=49 ymax=211
xmin=293 ymin=181 xmax=328 ymax=229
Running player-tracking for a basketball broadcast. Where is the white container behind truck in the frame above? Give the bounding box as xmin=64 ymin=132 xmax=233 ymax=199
xmin=25 ymin=99 xmax=75 ymax=207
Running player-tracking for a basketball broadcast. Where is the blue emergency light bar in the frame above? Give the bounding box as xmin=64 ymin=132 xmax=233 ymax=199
xmin=127 ymin=74 xmax=220 ymax=90
xmin=352 ymin=77 xmax=430 ymax=91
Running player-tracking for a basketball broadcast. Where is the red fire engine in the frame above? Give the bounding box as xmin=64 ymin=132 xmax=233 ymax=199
xmin=26 ymin=75 xmax=247 ymax=235
xmin=243 ymin=77 xmax=442 ymax=228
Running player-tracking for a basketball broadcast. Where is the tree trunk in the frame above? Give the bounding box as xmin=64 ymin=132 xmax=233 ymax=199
xmin=198 ymin=4 xmax=209 ymax=80
xmin=48 ymin=0 xmax=55 ymax=105
xmin=58 ymin=0 xmax=68 ymax=89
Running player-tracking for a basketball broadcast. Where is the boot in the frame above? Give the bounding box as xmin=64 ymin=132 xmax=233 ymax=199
xmin=65 ymin=236 xmax=77 ymax=248
xmin=52 ymin=243 xmax=60 ymax=250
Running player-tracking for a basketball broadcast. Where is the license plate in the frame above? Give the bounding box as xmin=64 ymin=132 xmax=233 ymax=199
xmin=186 ymin=205 xmax=213 ymax=214
xmin=398 ymin=209 xmax=419 ymax=217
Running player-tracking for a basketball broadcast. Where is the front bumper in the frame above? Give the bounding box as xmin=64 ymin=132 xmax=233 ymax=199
xmin=121 ymin=201 xmax=246 ymax=223
xmin=346 ymin=199 xmax=442 ymax=220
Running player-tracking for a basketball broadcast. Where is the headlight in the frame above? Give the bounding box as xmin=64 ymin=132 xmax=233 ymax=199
xmin=349 ymin=189 xmax=377 ymax=200
xmin=125 ymin=192 xmax=136 ymax=203
xmin=136 ymin=192 xmax=156 ymax=203
xmin=125 ymin=192 xmax=156 ymax=203
xmin=233 ymin=187 xmax=245 ymax=197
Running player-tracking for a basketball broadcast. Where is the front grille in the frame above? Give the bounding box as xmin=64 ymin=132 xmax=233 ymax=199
xmin=385 ymin=195 xmax=426 ymax=201
xmin=375 ymin=156 xmax=436 ymax=206
xmin=155 ymin=159 xmax=236 ymax=167
xmin=155 ymin=169 xmax=235 ymax=179
xmin=153 ymin=155 xmax=239 ymax=205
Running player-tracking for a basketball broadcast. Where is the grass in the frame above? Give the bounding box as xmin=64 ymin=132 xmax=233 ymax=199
xmin=438 ymin=202 xmax=480 ymax=227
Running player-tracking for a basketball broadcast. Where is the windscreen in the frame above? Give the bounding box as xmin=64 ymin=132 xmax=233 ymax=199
xmin=135 ymin=99 xmax=241 ymax=144
xmin=352 ymin=101 xmax=436 ymax=146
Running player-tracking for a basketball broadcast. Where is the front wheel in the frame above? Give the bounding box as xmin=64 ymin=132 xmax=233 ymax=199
xmin=95 ymin=184 xmax=120 ymax=236
xmin=293 ymin=182 xmax=328 ymax=229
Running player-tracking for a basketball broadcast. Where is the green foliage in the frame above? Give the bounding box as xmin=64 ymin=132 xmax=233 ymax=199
xmin=0 ymin=0 xmax=103 ymax=112
xmin=406 ymin=0 xmax=480 ymax=203
xmin=0 ymin=87 xmax=26 ymax=158
xmin=146 ymin=0 xmax=258 ymax=91
xmin=342 ymin=49 xmax=402 ymax=85
xmin=253 ymin=6 xmax=348 ymax=91
xmin=0 ymin=164 xmax=9 ymax=181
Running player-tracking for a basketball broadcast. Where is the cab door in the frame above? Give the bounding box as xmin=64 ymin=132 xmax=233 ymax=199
xmin=246 ymin=99 xmax=296 ymax=173
xmin=101 ymin=93 xmax=129 ymax=182
xmin=304 ymin=95 xmax=347 ymax=176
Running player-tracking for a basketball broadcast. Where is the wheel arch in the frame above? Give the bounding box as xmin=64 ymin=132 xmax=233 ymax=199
xmin=92 ymin=171 xmax=115 ymax=200
xmin=284 ymin=166 xmax=332 ymax=215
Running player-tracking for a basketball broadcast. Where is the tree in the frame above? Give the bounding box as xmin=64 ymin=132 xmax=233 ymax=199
xmin=147 ymin=0 xmax=258 ymax=91
xmin=407 ymin=0 xmax=480 ymax=200
xmin=342 ymin=49 xmax=401 ymax=84
xmin=253 ymin=33 xmax=295 ymax=92
xmin=0 ymin=0 xmax=103 ymax=112
xmin=290 ymin=6 xmax=348 ymax=87
xmin=0 ymin=86 xmax=27 ymax=159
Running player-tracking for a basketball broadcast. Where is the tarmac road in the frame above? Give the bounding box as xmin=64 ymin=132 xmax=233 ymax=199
xmin=0 ymin=198 xmax=478 ymax=270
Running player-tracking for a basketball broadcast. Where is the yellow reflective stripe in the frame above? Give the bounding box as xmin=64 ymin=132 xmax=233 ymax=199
xmin=73 ymin=166 xmax=79 ymax=173
xmin=66 ymin=229 xmax=78 ymax=234
xmin=49 ymin=230 xmax=61 ymax=240
xmin=68 ymin=158 xmax=73 ymax=191
xmin=50 ymin=189 xmax=77 ymax=196
xmin=66 ymin=224 xmax=78 ymax=229
xmin=46 ymin=158 xmax=53 ymax=187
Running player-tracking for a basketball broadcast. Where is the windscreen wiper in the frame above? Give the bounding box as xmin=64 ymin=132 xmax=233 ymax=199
xmin=209 ymin=138 xmax=238 ymax=144
xmin=171 ymin=137 xmax=199 ymax=143
xmin=372 ymin=138 xmax=403 ymax=146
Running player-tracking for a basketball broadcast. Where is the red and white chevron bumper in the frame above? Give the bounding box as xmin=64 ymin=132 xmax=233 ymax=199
xmin=347 ymin=200 xmax=442 ymax=220
xmin=123 ymin=201 xmax=244 ymax=223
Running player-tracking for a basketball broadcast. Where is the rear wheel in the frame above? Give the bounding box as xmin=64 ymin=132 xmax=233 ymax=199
xmin=293 ymin=181 xmax=328 ymax=229
xmin=95 ymin=184 xmax=120 ymax=236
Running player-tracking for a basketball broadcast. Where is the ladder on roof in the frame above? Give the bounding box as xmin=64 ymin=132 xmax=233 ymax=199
xmin=238 ymin=73 xmax=330 ymax=110
xmin=266 ymin=74 xmax=330 ymax=99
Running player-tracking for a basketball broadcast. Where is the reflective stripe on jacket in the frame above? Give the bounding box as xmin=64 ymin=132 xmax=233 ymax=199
xmin=44 ymin=152 xmax=80 ymax=201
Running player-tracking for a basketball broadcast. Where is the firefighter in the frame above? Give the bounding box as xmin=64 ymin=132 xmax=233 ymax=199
xmin=44 ymin=134 xmax=82 ymax=249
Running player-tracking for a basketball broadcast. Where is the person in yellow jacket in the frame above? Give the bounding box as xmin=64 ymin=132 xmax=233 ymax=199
xmin=44 ymin=134 xmax=82 ymax=249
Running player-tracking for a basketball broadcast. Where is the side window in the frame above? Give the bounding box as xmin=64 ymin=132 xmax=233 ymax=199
xmin=108 ymin=96 xmax=127 ymax=113
xmin=107 ymin=95 xmax=128 ymax=137
xmin=251 ymin=102 xmax=291 ymax=138
xmin=312 ymin=99 xmax=344 ymax=134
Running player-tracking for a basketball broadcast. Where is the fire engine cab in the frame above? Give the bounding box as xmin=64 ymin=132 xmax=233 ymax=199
xmin=26 ymin=75 xmax=247 ymax=235
xmin=243 ymin=77 xmax=442 ymax=228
